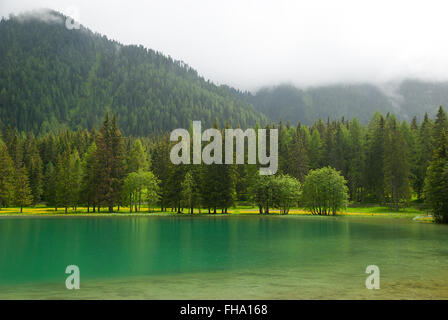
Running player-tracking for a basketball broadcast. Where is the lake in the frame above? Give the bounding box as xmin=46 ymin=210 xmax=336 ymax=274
xmin=0 ymin=215 xmax=447 ymax=299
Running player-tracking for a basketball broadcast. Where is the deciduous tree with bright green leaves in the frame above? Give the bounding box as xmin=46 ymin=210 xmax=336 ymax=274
xmin=301 ymin=167 xmax=348 ymax=215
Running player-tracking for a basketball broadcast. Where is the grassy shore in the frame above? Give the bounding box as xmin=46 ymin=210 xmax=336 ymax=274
xmin=0 ymin=205 xmax=433 ymax=222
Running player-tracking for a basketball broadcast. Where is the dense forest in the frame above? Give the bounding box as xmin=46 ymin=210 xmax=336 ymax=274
xmin=1 ymin=107 xmax=447 ymax=222
xmin=0 ymin=10 xmax=267 ymax=135
xmin=245 ymin=81 xmax=448 ymax=125
xmin=1 ymin=10 xmax=448 ymax=223
xmin=2 ymin=10 xmax=448 ymax=137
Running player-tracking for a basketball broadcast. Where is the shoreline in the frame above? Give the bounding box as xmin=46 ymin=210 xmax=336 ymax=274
xmin=0 ymin=209 xmax=434 ymax=222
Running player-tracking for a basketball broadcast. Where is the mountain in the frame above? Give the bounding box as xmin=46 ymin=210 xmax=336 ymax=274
xmin=246 ymin=80 xmax=447 ymax=125
xmin=0 ymin=10 xmax=267 ymax=135
xmin=1 ymin=9 xmax=448 ymax=135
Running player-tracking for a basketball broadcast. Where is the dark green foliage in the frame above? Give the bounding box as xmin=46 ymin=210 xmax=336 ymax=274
xmin=0 ymin=142 xmax=14 ymax=209
xmin=13 ymin=165 xmax=33 ymax=213
xmin=0 ymin=10 xmax=266 ymax=135
xmin=1 ymin=106 xmax=447 ymax=219
xmin=424 ymin=129 xmax=448 ymax=223
xmin=94 ymin=114 xmax=125 ymax=212
xmin=245 ymin=81 xmax=448 ymax=126
xmin=383 ymin=115 xmax=411 ymax=211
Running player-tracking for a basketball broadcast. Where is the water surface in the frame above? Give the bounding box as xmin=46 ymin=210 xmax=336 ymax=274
xmin=0 ymin=215 xmax=447 ymax=299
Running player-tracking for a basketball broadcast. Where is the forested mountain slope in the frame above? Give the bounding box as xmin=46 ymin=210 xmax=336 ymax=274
xmin=247 ymin=81 xmax=448 ymax=125
xmin=0 ymin=10 xmax=267 ymax=135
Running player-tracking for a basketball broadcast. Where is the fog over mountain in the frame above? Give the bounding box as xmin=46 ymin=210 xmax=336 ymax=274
xmin=2 ymin=0 xmax=448 ymax=92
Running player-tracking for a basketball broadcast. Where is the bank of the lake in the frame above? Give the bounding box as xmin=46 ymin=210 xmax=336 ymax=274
xmin=0 ymin=205 xmax=433 ymax=222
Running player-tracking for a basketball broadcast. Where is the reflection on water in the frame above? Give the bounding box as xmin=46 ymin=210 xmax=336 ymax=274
xmin=0 ymin=215 xmax=447 ymax=299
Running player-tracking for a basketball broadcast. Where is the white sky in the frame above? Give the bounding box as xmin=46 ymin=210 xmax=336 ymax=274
xmin=1 ymin=0 xmax=448 ymax=91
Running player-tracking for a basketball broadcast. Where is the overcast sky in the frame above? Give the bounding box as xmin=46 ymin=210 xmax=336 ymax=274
xmin=1 ymin=0 xmax=447 ymax=91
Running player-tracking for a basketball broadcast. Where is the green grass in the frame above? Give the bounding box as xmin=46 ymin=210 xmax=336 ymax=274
xmin=345 ymin=206 xmax=427 ymax=215
xmin=0 ymin=204 xmax=432 ymax=222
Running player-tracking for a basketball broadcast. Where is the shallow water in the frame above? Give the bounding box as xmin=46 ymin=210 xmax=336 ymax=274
xmin=0 ymin=215 xmax=447 ymax=299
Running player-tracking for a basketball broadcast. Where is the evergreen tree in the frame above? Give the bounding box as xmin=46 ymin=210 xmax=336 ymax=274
xmin=424 ymin=129 xmax=448 ymax=223
xmin=287 ymin=124 xmax=310 ymax=182
xmin=68 ymin=151 xmax=82 ymax=211
xmin=415 ymin=113 xmax=434 ymax=199
xmin=80 ymin=142 xmax=98 ymax=212
xmin=13 ymin=165 xmax=32 ymax=213
xmin=43 ymin=162 xmax=57 ymax=209
xmin=364 ymin=113 xmax=386 ymax=202
xmin=181 ymin=171 xmax=198 ymax=214
xmin=94 ymin=114 xmax=125 ymax=212
xmin=308 ymin=128 xmax=323 ymax=169
xmin=347 ymin=118 xmax=365 ymax=202
xmin=55 ymin=152 xmax=71 ymax=213
xmin=151 ymin=135 xmax=171 ymax=211
xmin=127 ymin=139 xmax=149 ymax=173
xmin=383 ymin=116 xmax=411 ymax=211
xmin=0 ymin=142 xmax=14 ymax=210
xmin=433 ymin=106 xmax=448 ymax=140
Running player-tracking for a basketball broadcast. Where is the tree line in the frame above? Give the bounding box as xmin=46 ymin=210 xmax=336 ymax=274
xmin=0 ymin=108 xmax=447 ymax=222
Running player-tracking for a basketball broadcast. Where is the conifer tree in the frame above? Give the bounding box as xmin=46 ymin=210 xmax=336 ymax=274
xmin=0 ymin=142 xmax=14 ymax=210
xmin=415 ymin=113 xmax=434 ymax=199
xmin=80 ymin=142 xmax=98 ymax=212
xmin=364 ymin=113 xmax=385 ymax=202
xmin=433 ymin=106 xmax=448 ymax=140
xmin=383 ymin=116 xmax=411 ymax=211
xmin=127 ymin=139 xmax=149 ymax=173
xmin=347 ymin=118 xmax=365 ymax=202
xmin=94 ymin=114 xmax=125 ymax=212
xmin=287 ymin=124 xmax=310 ymax=182
xmin=14 ymin=165 xmax=32 ymax=213
xmin=424 ymin=129 xmax=448 ymax=223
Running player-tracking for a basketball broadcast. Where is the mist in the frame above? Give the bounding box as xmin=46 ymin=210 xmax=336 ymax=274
xmin=1 ymin=0 xmax=448 ymax=92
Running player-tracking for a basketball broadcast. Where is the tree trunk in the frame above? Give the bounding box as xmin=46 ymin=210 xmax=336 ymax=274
xmin=20 ymin=206 xmax=23 ymax=213
xmin=109 ymin=206 xmax=113 ymax=213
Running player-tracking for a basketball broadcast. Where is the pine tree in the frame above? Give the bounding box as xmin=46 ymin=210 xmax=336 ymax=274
xmin=308 ymin=128 xmax=323 ymax=169
xmin=181 ymin=171 xmax=198 ymax=214
xmin=415 ymin=113 xmax=434 ymax=199
xmin=364 ymin=113 xmax=386 ymax=202
xmin=127 ymin=139 xmax=149 ymax=173
xmin=55 ymin=152 xmax=71 ymax=213
xmin=14 ymin=165 xmax=33 ymax=213
xmin=433 ymin=106 xmax=448 ymax=140
xmin=68 ymin=151 xmax=82 ymax=211
xmin=0 ymin=142 xmax=15 ymax=210
xmin=287 ymin=124 xmax=310 ymax=182
xmin=43 ymin=162 xmax=57 ymax=209
xmin=424 ymin=129 xmax=448 ymax=223
xmin=383 ymin=116 xmax=411 ymax=211
xmin=23 ymin=133 xmax=43 ymax=204
xmin=80 ymin=142 xmax=98 ymax=212
xmin=151 ymin=135 xmax=171 ymax=211
xmin=94 ymin=114 xmax=125 ymax=212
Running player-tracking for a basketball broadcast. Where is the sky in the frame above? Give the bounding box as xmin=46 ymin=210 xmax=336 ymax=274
xmin=1 ymin=0 xmax=448 ymax=91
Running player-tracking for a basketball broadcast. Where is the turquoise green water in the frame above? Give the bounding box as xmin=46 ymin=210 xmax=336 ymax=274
xmin=0 ymin=215 xmax=447 ymax=299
